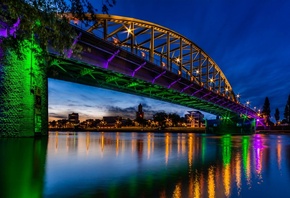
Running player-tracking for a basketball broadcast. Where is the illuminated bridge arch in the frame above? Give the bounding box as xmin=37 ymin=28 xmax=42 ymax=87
xmin=84 ymin=15 xmax=235 ymax=100
xmin=53 ymin=14 xmax=257 ymax=118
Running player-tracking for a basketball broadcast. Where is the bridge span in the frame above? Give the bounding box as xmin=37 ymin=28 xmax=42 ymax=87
xmin=0 ymin=14 xmax=259 ymax=137
xmin=49 ymin=14 xmax=257 ymax=118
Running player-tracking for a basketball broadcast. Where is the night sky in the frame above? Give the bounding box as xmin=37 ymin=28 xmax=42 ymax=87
xmin=49 ymin=0 xmax=290 ymax=121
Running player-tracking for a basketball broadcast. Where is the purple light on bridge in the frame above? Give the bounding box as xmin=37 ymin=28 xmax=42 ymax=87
xmin=181 ymin=84 xmax=193 ymax=92
xmin=191 ymin=88 xmax=203 ymax=96
xmin=167 ymin=78 xmax=181 ymax=89
xmin=132 ymin=62 xmax=146 ymax=77
xmin=0 ymin=18 xmax=20 ymax=38
xmin=66 ymin=32 xmax=82 ymax=58
xmin=208 ymin=95 xmax=218 ymax=102
xmin=201 ymin=92 xmax=211 ymax=99
xmin=105 ymin=49 xmax=120 ymax=68
xmin=152 ymin=70 xmax=166 ymax=84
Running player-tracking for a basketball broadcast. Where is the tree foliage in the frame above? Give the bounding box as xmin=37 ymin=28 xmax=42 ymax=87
xmin=274 ymin=108 xmax=280 ymax=124
xmin=0 ymin=0 xmax=116 ymax=60
xmin=168 ymin=113 xmax=181 ymax=126
xmin=153 ymin=112 xmax=167 ymax=126
xmin=262 ymin=97 xmax=271 ymax=124
xmin=284 ymin=94 xmax=290 ymax=123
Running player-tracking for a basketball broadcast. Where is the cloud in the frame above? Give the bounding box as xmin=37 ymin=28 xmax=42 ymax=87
xmin=49 ymin=113 xmax=67 ymax=120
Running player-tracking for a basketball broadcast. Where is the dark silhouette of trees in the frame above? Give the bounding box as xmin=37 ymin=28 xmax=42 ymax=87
xmin=152 ymin=112 xmax=183 ymax=127
xmin=262 ymin=97 xmax=271 ymax=125
xmin=284 ymin=95 xmax=290 ymax=123
xmin=124 ymin=118 xmax=133 ymax=126
xmin=168 ymin=113 xmax=181 ymax=126
xmin=153 ymin=112 xmax=167 ymax=127
xmin=274 ymin=108 xmax=280 ymax=125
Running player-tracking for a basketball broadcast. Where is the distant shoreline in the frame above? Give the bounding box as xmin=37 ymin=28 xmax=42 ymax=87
xmin=49 ymin=127 xmax=206 ymax=133
xmin=49 ymin=126 xmax=290 ymax=134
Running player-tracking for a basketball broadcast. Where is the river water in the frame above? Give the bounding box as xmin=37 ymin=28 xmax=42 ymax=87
xmin=1 ymin=131 xmax=290 ymax=198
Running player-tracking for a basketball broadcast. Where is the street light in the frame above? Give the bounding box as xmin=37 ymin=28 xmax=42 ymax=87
xmin=236 ymin=94 xmax=240 ymax=103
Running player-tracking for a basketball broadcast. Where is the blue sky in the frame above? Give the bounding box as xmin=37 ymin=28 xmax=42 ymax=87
xmin=49 ymin=0 xmax=290 ymax=121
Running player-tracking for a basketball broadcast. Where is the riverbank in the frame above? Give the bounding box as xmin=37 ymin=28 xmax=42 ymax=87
xmin=49 ymin=126 xmax=206 ymax=133
xmin=49 ymin=127 xmax=290 ymax=134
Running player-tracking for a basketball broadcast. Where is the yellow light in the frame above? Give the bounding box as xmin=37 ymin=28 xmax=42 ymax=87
xmin=141 ymin=51 xmax=145 ymax=58
xmin=113 ymin=37 xmax=119 ymax=44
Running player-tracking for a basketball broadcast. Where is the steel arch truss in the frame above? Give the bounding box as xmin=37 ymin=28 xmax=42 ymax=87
xmin=84 ymin=15 xmax=235 ymax=101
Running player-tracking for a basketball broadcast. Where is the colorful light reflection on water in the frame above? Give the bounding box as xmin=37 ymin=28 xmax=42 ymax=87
xmin=1 ymin=132 xmax=290 ymax=198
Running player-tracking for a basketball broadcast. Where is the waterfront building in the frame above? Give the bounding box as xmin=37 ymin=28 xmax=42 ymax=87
xmin=185 ymin=111 xmax=205 ymax=128
xmin=136 ymin=103 xmax=144 ymax=120
xmin=68 ymin=112 xmax=80 ymax=125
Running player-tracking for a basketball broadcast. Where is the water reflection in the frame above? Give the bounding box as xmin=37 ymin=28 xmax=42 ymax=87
xmin=46 ymin=132 xmax=290 ymax=197
xmin=1 ymin=132 xmax=290 ymax=197
xmin=0 ymin=137 xmax=48 ymax=198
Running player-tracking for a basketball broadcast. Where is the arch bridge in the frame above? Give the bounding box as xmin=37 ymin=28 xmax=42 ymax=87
xmin=49 ymin=14 xmax=257 ymax=119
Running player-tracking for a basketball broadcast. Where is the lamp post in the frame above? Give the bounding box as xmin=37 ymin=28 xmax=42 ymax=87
xmin=236 ymin=94 xmax=240 ymax=103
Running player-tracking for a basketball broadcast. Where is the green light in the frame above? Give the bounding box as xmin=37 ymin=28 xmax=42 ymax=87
xmin=0 ymin=138 xmax=47 ymax=198
xmin=222 ymin=135 xmax=231 ymax=166
xmin=0 ymin=39 xmax=48 ymax=137
xmin=35 ymin=19 xmax=41 ymax=27
xmin=201 ymin=135 xmax=206 ymax=164
xmin=242 ymin=136 xmax=250 ymax=172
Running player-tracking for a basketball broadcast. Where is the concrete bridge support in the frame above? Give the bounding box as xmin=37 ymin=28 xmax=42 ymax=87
xmin=0 ymin=43 xmax=48 ymax=137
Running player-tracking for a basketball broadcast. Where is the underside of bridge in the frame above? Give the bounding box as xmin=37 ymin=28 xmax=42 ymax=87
xmin=48 ymin=54 xmax=244 ymax=118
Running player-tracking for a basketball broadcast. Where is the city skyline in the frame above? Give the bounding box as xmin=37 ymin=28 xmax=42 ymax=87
xmin=49 ymin=0 xmax=290 ymax=121
xmin=49 ymin=79 xmax=207 ymax=121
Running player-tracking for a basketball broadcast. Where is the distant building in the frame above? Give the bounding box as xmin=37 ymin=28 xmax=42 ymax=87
xmin=68 ymin=112 xmax=80 ymax=124
xmin=136 ymin=103 xmax=144 ymax=120
xmin=102 ymin=116 xmax=122 ymax=128
xmin=185 ymin=111 xmax=205 ymax=128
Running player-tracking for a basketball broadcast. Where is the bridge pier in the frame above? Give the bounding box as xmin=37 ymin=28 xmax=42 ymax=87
xmin=0 ymin=42 xmax=48 ymax=137
xmin=206 ymin=117 xmax=256 ymax=134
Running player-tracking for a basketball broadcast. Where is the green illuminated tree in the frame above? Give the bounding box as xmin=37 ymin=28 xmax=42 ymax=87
xmin=0 ymin=0 xmax=116 ymax=60
xmin=284 ymin=94 xmax=290 ymax=123
xmin=274 ymin=108 xmax=280 ymax=125
xmin=262 ymin=97 xmax=271 ymax=125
